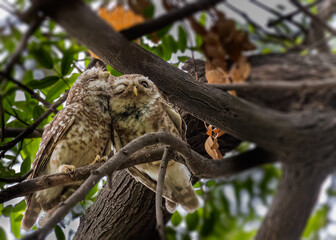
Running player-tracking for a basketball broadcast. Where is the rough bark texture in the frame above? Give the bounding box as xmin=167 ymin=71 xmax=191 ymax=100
xmin=74 ymin=170 xmax=170 ymax=240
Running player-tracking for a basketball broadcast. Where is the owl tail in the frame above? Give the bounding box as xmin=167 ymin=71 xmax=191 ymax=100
xmin=22 ymin=198 xmax=41 ymax=230
xmin=165 ymin=163 xmax=199 ymax=213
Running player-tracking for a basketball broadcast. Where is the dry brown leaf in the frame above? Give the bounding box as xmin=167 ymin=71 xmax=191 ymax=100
xmin=205 ymin=62 xmax=230 ymax=84
xmin=205 ymin=136 xmax=223 ymax=159
xmin=90 ymin=6 xmax=145 ymax=59
xmin=229 ymin=56 xmax=251 ymax=83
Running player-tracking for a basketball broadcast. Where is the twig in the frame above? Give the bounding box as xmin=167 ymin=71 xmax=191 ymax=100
xmin=0 ymin=147 xmax=164 ymax=203
xmin=268 ymin=0 xmax=323 ymax=27
xmin=290 ymin=0 xmax=336 ymax=36
xmin=0 ymin=91 xmax=68 ymax=157
xmin=120 ymin=0 xmax=222 ymax=40
xmin=249 ymin=0 xmax=307 ymax=33
xmin=155 ymin=146 xmax=170 ymax=240
xmin=20 ymin=133 xmax=276 ymax=240
xmin=208 ymin=78 xmax=336 ymax=91
xmin=86 ymin=0 xmax=223 ymax=67
xmin=223 ymin=1 xmax=294 ymax=41
xmin=1 ymin=15 xmax=44 ymax=79
xmin=0 ymin=97 xmax=4 ymax=142
xmin=0 ymin=145 xmax=274 ymax=204
xmin=72 ymin=61 xmax=83 ymax=73
xmin=0 ymin=3 xmax=15 ymax=14
xmin=0 ymin=72 xmax=55 ymax=111
xmin=0 ymin=169 xmax=32 ymax=183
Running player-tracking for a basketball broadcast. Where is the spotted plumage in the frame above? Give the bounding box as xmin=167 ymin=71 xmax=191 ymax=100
xmin=109 ymin=74 xmax=199 ymax=212
xmin=22 ymin=68 xmax=113 ymax=230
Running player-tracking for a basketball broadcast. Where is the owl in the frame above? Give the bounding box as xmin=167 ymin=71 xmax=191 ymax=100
xmin=22 ymin=68 xmax=114 ymax=230
xmin=109 ymin=74 xmax=199 ymax=212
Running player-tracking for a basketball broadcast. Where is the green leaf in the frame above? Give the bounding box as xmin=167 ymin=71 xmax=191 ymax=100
xmin=32 ymin=105 xmax=45 ymax=121
xmin=170 ymin=211 xmax=182 ymax=227
xmin=165 ymin=226 xmax=176 ymax=240
xmin=27 ymin=76 xmax=60 ymax=89
xmin=12 ymin=200 xmax=26 ymax=212
xmin=20 ymin=157 xmax=31 ymax=174
xmin=54 ymin=225 xmax=65 ymax=240
xmin=143 ymin=3 xmax=155 ymax=19
xmin=156 ymin=24 xmax=172 ymax=39
xmin=10 ymin=212 xmax=22 ymax=238
xmin=86 ymin=182 xmax=99 ymax=200
xmin=46 ymin=80 xmax=68 ymax=102
xmin=106 ymin=66 xmax=123 ymax=77
xmin=2 ymin=205 xmax=12 ymax=217
xmin=186 ymin=211 xmax=199 ymax=231
xmin=199 ymin=12 xmax=207 ymax=26
xmin=61 ymin=51 xmax=74 ymax=75
xmin=201 ymin=211 xmax=216 ymax=236
xmin=31 ymin=46 xmax=54 ymax=69
xmin=178 ymin=26 xmax=187 ymax=52
xmin=303 ymin=205 xmax=328 ymax=238
xmin=0 ymin=227 xmax=7 ymax=240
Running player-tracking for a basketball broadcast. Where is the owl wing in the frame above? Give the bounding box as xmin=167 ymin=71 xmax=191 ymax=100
xmin=30 ymin=103 xmax=81 ymax=179
xmin=22 ymin=103 xmax=81 ymax=230
xmin=160 ymin=101 xmax=187 ymax=141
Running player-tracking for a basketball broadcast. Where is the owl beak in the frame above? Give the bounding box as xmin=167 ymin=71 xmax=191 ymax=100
xmin=133 ymin=86 xmax=138 ymax=96
xmin=99 ymin=71 xmax=110 ymax=79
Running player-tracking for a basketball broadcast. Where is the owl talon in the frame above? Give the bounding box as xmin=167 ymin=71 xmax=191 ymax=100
xmin=91 ymin=155 xmax=108 ymax=164
xmin=59 ymin=164 xmax=76 ymax=175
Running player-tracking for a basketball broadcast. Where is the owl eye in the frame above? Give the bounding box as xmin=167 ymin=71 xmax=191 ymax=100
xmin=140 ymin=81 xmax=149 ymax=88
xmin=115 ymin=84 xmax=127 ymax=93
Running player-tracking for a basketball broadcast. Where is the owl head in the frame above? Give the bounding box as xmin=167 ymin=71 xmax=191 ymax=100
xmin=67 ymin=68 xmax=115 ymax=105
xmin=109 ymin=74 xmax=160 ymax=114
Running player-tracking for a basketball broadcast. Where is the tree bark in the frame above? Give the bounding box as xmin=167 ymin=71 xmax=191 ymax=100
xmin=256 ymin=164 xmax=328 ymax=240
xmin=74 ymin=170 xmax=170 ymax=240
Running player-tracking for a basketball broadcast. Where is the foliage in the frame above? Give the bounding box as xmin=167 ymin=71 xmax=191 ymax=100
xmin=0 ymin=0 xmax=335 ymax=239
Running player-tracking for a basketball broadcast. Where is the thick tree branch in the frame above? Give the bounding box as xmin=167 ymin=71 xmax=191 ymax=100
xmin=30 ymin=0 xmax=325 ymax=153
xmin=0 ymin=92 xmax=68 ymax=157
xmin=0 ymin=128 xmax=43 ymax=139
xmin=256 ymin=164 xmax=328 ymax=240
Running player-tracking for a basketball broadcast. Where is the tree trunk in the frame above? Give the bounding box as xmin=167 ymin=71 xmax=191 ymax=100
xmin=74 ymin=170 xmax=171 ymax=239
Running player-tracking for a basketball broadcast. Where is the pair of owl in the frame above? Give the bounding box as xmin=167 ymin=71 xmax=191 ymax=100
xmin=21 ymin=68 xmax=199 ymax=230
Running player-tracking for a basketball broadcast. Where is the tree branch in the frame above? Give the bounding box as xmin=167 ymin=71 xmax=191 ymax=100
xmin=0 ymin=91 xmax=68 ymax=157
xmin=20 ymin=132 xmax=275 ymax=239
xmin=1 ymin=15 xmax=44 ymax=78
xmin=0 ymin=169 xmax=32 ymax=183
xmin=0 ymin=128 xmax=43 ymax=139
xmin=155 ymin=146 xmax=170 ymax=240
xmin=1 ymin=136 xmax=274 ymax=204
xmin=256 ymin=164 xmax=328 ymax=240
xmin=0 ymin=72 xmax=55 ymax=111
xmin=209 ymin=78 xmax=336 ymax=91
xmin=290 ymin=0 xmax=336 ymax=36
xmin=267 ymin=0 xmax=323 ymax=27
xmin=30 ymin=0 xmax=322 ymax=153
xmin=120 ymin=0 xmax=222 ymax=40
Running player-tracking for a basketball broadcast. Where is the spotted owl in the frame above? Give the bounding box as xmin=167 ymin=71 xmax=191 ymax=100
xmin=22 ymin=68 xmax=114 ymax=230
xmin=109 ymin=74 xmax=199 ymax=212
